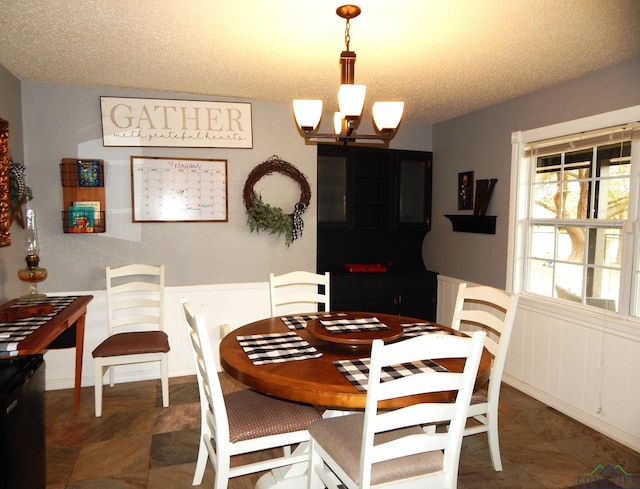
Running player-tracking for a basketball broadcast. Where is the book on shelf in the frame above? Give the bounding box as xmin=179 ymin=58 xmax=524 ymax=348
xmin=77 ymin=159 xmax=102 ymax=187
xmin=68 ymin=205 xmax=94 ymax=232
xmin=73 ymin=201 xmax=101 ymax=221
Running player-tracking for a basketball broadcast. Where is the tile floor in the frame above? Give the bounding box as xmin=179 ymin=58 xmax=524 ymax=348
xmin=44 ymin=374 xmax=640 ymax=489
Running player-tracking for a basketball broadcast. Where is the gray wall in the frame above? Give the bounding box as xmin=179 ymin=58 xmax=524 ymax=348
xmin=424 ymin=57 xmax=640 ymax=288
xmin=0 ymin=64 xmax=27 ymax=300
xmin=4 ymin=57 xmax=638 ymax=300
xmin=21 ymin=83 xmax=317 ymax=293
xmin=1 ymin=79 xmax=431 ymax=298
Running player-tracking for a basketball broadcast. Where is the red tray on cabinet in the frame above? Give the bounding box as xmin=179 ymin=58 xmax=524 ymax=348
xmin=341 ymin=263 xmax=390 ymax=273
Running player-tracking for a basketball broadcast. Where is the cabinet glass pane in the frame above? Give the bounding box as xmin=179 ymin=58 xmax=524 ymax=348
xmin=399 ymin=160 xmax=425 ymax=223
xmin=318 ymin=155 xmax=347 ymax=222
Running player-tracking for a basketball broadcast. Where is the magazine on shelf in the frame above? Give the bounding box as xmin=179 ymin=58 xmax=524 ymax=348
xmin=77 ymin=159 xmax=102 ymax=186
xmin=68 ymin=206 xmax=94 ymax=232
xmin=73 ymin=201 xmax=101 ymax=222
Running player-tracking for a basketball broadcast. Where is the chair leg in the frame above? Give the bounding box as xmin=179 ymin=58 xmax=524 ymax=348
xmin=307 ymin=441 xmax=324 ymax=489
xmin=161 ymin=356 xmax=169 ymax=407
xmin=94 ymin=362 xmax=104 ymax=417
xmin=486 ymin=408 xmax=503 ymax=471
xmin=192 ymin=435 xmax=208 ymax=485
xmin=213 ymin=454 xmax=230 ymax=489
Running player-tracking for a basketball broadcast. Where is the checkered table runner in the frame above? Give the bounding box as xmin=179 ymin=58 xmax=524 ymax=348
xmin=237 ymin=331 xmax=322 ymax=365
xmin=334 ymin=357 xmax=448 ymax=392
xmin=281 ymin=312 xmax=347 ymax=330
xmin=0 ymin=296 xmax=79 ymax=356
xmin=319 ymin=317 xmax=389 ymax=333
xmin=401 ymin=322 xmax=452 ymax=338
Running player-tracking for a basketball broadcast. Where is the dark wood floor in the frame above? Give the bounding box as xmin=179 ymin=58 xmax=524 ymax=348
xmin=44 ymin=374 xmax=640 ymax=489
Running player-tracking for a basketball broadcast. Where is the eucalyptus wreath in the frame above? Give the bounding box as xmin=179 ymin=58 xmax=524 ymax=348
xmin=243 ymin=155 xmax=311 ymax=247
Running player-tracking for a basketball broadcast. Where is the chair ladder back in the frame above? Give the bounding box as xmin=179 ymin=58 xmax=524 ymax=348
xmin=359 ymin=332 xmax=486 ymax=487
xmin=449 ymin=282 xmax=519 ymax=473
xmin=181 ymin=299 xmax=230 ymax=443
xmin=269 ymin=271 xmax=331 ymax=316
xmin=451 ymin=283 xmax=519 ymax=368
xmin=106 ymin=264 xmax=165 ymax=335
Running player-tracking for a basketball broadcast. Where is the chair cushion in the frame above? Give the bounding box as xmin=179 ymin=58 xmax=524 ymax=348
xmin=308 ymin=413 xmax=443 ymax=485
xmin=92 ymin=331 xmax=170 ymax=357
xmin=224 ymin=389 xmax=322 ymax=443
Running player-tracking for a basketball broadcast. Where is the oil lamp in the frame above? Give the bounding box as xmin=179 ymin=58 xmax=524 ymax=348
xmin=17 ymin=208 xmax=48 ymax=300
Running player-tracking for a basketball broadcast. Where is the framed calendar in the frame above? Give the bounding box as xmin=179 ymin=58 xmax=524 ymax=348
xmin=130 ymin=156 xmax=228 ymax=222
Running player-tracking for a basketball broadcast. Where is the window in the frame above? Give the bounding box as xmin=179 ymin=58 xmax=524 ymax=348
xmin=510 ymin=106 xmax=640 ymax=318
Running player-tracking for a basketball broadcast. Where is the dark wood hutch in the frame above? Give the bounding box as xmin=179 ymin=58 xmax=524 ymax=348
xmin=316 ymin=144 xmax=438 ymax=320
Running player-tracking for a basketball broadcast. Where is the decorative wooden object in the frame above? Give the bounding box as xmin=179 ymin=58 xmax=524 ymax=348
xmin=0 ymin=118 xmax=9 ymax=247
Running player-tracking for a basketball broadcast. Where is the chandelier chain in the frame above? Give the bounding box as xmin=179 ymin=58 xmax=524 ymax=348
xmin=344 ymin=19 xmax=351 ymax=51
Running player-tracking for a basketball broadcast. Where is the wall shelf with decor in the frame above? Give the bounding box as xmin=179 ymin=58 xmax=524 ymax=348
xmin=445 ymin=214 xmax=496 ymax=234
xmin=59 ymin=158 xmax=105 ymax=233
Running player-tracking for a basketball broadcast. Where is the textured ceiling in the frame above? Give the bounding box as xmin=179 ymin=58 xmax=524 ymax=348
xmin=1 ymin=0 xmax=639 ymax=125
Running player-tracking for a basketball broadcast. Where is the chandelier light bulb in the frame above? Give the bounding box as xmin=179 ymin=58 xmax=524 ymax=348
xmin=338 ymin=84 xmax=366 ymax=118
xmin=372 ymin=101 xmax=405 ymax=131
xmin=293 ymin=100 xmax=323 ymax=132
xmin=334 ymin=112 xmax=345 ymax=134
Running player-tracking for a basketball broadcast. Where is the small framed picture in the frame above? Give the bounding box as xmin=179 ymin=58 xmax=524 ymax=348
xmin=458 ymin=171 xmax=474 ymax=210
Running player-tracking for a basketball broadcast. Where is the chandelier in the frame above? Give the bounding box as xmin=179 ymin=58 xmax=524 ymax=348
xmin=293 ymin=5 xmax=404 ymax=145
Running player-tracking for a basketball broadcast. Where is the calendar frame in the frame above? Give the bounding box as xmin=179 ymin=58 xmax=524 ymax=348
xmin=130 ymin=156 xmax=228 ymax=223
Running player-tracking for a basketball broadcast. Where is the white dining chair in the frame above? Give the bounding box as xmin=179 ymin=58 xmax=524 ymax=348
xmin=92 ymin=264 xmax=170 ymax=417
xmin=450 ymin=282 xmax=519 ymax=471
xmin=269 ymin=271 xmax=331 ymax=316
xmin=307 ymin=331 xmax=486 ymax=489
xmin=180 ymin=298 xmax=322 ymax=487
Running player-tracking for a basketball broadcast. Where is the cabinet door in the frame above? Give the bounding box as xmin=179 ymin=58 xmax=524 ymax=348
xmin=395 ymin=151 xmax=432 ymax=231
xmin=317 ymin=144 xmax=432 ymax=234
xmin=352 ymin=150 xmax=394 ymax=229
xmin=318 ymin=154 xmax=347 ymax=224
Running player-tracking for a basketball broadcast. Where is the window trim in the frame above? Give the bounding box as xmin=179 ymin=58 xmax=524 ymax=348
xmin=508 ymin=105 xmax=640 ymax=318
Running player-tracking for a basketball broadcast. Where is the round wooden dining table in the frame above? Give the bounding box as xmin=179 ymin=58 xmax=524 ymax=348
xmin=219 ymin=311 xmax=491 ymax=410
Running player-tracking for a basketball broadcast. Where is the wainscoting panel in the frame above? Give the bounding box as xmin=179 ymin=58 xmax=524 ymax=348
xmin=436 ymin=274 xmax=640 ymax=452
xmin=43 ymin=282 xmax=271 ymax=391
xmin=43 ymin=277 xmax=639 ymax=451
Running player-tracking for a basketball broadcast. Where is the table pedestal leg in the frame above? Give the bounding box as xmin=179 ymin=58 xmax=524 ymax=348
xmin=254 ymin=410 xmax=351 ymax=488
xmin=254 ymin=440 xmax=309 ymax=489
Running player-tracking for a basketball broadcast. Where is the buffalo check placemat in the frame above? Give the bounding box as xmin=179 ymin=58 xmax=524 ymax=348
xmin=319 ymin=316 xmax=389 ymax=333
xmin=401 ymin=322 xmax=452 ymax=338
xmin=0 ymin=296 xmax=79 ymax=356
xmin=281 ymin=312 xmax=347 ymax=330
xmin=334 ymin=357 xmax=448 ymax=391
xmin=237 ymin=331 xmax=322 ymax=365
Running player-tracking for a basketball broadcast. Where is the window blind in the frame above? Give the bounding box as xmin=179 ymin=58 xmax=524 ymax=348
xmin=525 ymin=121 xmax=640 ymax=157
